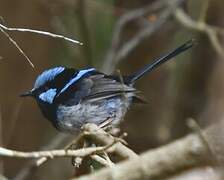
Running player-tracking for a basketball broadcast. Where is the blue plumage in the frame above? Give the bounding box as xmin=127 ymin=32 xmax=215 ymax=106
xmin=58 ymin=68 xmax=96 ymax=95
xmin=39 ymin=88 xmax=57 ymax=104
xmin=34 ymin=67 xmax=65 ymax=89
xmin=21 ymin=40 xmax=193 ymax=133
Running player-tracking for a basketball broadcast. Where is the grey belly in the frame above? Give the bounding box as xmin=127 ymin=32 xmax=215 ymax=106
xmin=56 ymin=97 xmax=132 ymax=132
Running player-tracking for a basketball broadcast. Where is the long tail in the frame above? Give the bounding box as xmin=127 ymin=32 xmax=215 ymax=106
xmin=126 ymin=39 xmax=194 ymax=84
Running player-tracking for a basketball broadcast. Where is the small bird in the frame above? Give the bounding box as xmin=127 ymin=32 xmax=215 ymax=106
xmin=21 ymin=40 xmax=193 ymax=133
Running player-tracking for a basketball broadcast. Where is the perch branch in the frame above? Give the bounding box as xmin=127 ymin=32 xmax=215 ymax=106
xmin=35 ymin=133 xmax=84 ymax=166
xmin=0 ymin=145 xmax=112 ymax=159
xmin=13 ymin=124 xmax=129 ymax=180
xmin=75 ymin=132 xmax=211 ymax=180
xmin=9 ymin=120 xmax=223 ymax=180
xmin=6 ymin=123 xmax=133 ymax=179
xmin=90 ymin=155 xmax=114 ymax=167
xmin=76 ymin=119 xmax=224 ymax=180
xmin=13 ymin=133 xmax=71 ymax=180
xmin=82 ymin=123 xmax=138 ymax=160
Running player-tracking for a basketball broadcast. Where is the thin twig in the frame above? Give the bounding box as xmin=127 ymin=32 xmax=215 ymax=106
xmin=0 ymin=23 xmax=83 ymax=45
xmin=13 ymin=133 xmax=71 ymax=180
xmin=14 ymin=132 xmax=84 ymax=180
xmin=1 ymin=124 xmax=123 ymax=161
xmin=101 ymin=152 xmax=115 ymax=167
xmin=0 ymin=142 xmax=116 ymax=160
xmin=90 ymin=133 xmax=126 ymax=167
xmin=111 ymin=9 xmax=171 ymax=69
xmin=0 ymin=22 xmax=83 ymax=69
xmin=102 ymin=0 xmax=184 ymax=73
xmin=0 ymin=26 xmax=34 ymax=68
xmin=35 ymin=133 xmax=72 ymax=166
xmin=102 ymin=0 xmax=169 ymax=73
xmin=36 ymin=132 xmax=85 ymax=166
xmin=90 ymin=155 xmax=113 ymax=167
xmin=0 ymin=146 xmax=100 ymax=159
xmin=174 ymin=8 xmax=224 ymax=59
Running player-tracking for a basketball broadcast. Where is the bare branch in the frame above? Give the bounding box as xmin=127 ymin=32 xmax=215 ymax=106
xmin=0 ymin=22 xmax=83 ymax=69
xmin=90 ymin=155 xmax=114 ymax=167
xmin=174 ymin=8 xmax=224 ymax=59
xmin=1 ymin=123 xmax=132 ymax=172
xmin=0 ymin=126 xmax=122 ymax=161
xmin=0 ymin=144 xmax=115 ymax=160
xmin=102 ymin=0 xmax=184 ymax=73
xmin=0 ymin=26 xmax=34 ymax=68
xmin=82 ymin=124 xmax=138 ymax=160
xmin=13 ymin=133 xmax=71 ymax=180
xmin=0 ymin=23 xmax=83 ymax=46
xmin=75 ymin=133 xmax=211 ymax=180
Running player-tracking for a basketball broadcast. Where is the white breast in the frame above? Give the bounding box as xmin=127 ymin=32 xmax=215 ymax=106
xmin=56 ymin=96 xmax=132 ymax=132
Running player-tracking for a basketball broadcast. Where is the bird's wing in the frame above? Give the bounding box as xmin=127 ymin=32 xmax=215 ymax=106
xmin=54 ymin=73 xmax=137 ymax=104
xmin=83 ymin=74 xmax=137 ymax=102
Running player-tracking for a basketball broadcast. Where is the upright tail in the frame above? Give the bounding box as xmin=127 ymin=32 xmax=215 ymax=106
xmin=126 ymin=39 xmax=194 ymax=84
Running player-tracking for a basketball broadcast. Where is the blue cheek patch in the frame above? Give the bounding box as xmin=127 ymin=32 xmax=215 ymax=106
xmin=58 ymin=68 xmax=95 ymax=94
xmin=39 ymin=88 xmax=57 ymax=104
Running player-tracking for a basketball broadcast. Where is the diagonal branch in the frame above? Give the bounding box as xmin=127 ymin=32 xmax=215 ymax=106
xmin=0 ymin=23 xmax=83 ymax=46
xmin=102 ymin=0 xmax=185 ymax=73
xmin=0 ymin=26 xmax=34 ymax=68
xmin=75 ymin=132 xmax=211 ymax=180
xmin=174 ymin=8 xmax=224 ymax=59
xmin=0 ymin=22 xmax=83 ymax=69
xmin=82 ymin=124 xmax=138 ymax=160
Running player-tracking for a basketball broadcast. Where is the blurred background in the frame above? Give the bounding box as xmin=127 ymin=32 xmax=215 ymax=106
xmin=0 ymin=0 xmax=224 ymax=179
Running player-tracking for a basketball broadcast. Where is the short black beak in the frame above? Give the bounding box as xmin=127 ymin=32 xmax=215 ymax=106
xmin=20 ymin=90 xmax=33 ymax=97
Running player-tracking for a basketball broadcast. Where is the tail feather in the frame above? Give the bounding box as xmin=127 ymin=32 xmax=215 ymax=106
xmin=126 ymin=39 xmax=194 ymax=84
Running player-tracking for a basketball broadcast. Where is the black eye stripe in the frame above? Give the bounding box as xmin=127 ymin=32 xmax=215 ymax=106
xmin=58 ymin=69 xmax=78 ymax=88
xmin=47 ymin=68 xmax=77 ymax=90
xmin=37 ymin=68 xmax=77 ymax=92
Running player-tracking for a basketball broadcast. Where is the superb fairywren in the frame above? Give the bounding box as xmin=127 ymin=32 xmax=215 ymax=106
xmin=21 ymin=40 xmax=193 ymax=133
